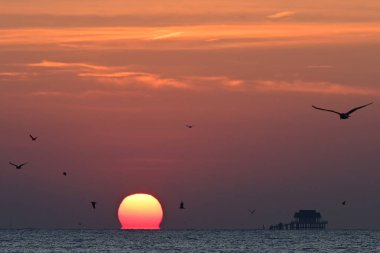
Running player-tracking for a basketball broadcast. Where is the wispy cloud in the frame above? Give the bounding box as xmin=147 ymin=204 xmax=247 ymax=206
xmin=0 ymin=72 xmax=29 ymax=80
xmin=204 ymin=38 xmax=220 ymax=42
xmin=0 ymin=22 xmax=380 ymax=51
xmin=28 ymin=60 xmax=107 ymax=70
xmin=30 ymin=91 xmax=69 ymax=97
xmin=267 ymin=11 xmax=295 ymax=19
xmin=134 ymin=74 xmax=187 ymax=88
xmin=22 ymin=59 xmax=248 ymax=93
xmin=307 ymin=65 xmax=335 ymax=69
xmin=12 ymin=60 xmax=380 ymax=96
xmin=255 ymin=80 xmax=379 ymax=95
xmin=28 ymin=60 xmax=188 ymax=89
xmin=193 ymin=76 xmax=244 ymax=88
xmin=149 ymin=32 xmax=183 ymax=40
xmin=87 ymin=72 xmax=189 ymax=89
xmin=0 ymin=72 xmax=26 ymax=76
xmin=78 ymin=72 xmax=143 ymax=78
xmin=2 ymin=23 xmax=380 ymax=50
xmin=29 ymin=90 xmax=149 ymax=99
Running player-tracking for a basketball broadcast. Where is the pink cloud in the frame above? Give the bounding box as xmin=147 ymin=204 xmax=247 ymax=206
xmin=2 ymin=23 xmax=380 ymax=50
xmin=307 ymin=65 xmax=335 ymax=69
xmin=193 ymin=76 xmax=244 ymax=88
xmin=149 ymin=32 xmax=183 ymax=40
xmin=79 ymin=70 xmax=188 ymax=89
xmin=267 ymin=11 xmax=295 ymax=19
xmin=255 ymin=80 xmax=379 ymax=95
xmin=0 ymin=72 xmax=30 ymax=80
xmin=28 ymin=60 xmax=107 ymax=70
xmin=25 ymin=60 xmax=189 ymax=89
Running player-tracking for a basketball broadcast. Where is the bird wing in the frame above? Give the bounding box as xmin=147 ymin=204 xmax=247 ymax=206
xmin=312 ymin=105 xmax=341 ymax=115
xmin=29 ymin=134 xmax=34 ymax=139
xmin=20 ymin=162 xmax=28 ymax=167
xmin=9 ymin=162 xmax=17 ymax=167
xmin=346 ymin=102 xmax=373 ymax=115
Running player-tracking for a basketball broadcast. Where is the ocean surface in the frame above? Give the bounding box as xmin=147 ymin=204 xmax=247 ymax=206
xmin=0 ymin=229 xmax=379 ymax=252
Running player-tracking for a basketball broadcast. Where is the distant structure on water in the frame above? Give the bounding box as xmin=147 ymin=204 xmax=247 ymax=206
xmin=270 ymin=210 xmax=327 ymax=230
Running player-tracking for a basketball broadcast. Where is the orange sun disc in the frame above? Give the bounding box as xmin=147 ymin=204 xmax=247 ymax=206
xmin=118 ymin=193 xmax=163 ymax=230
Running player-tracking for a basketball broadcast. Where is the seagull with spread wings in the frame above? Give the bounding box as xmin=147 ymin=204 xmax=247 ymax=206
xmin=9 ymin=162 xmax=28 ymax=169
xmin=29 ymin=134 xmax=38 ymax=141
xmin=312 ymin=102 xmax=373 ymax=119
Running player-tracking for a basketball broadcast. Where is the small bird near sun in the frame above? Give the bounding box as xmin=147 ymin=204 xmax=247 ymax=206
xmin=9 ymin=162 xmax=28 ymax=170
xmin=29 ymin=134 xmax=38 ymax=141
xmin=118 ymin=193 xmax=163 ymax=230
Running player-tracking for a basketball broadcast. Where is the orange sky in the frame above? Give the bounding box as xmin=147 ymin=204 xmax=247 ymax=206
xmin=1 ymin=0 xmax=380 ymax=229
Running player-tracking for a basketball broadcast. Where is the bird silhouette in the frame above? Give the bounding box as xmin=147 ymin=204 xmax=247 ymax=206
xmin=312 ymin=102 xmax=373 ymax=119
xmin=185 ymin=124 xmax=194 ymax=129
xmin=29 ymin=134 xmax=38 ymax=141
xmin=91 ymin=201 xmax=97 ymax=209
xmin=63 ymin=172 xmax=67 ymax=176
xmin=9 ymin=162 xmax=27 ymax=169
xmin=342 ymin=201 xmax=346 ymax=206
xmin=179 ymin=201 xmax=185 ymax=209
xmin=248 ymin=209 xmax=256 ymax=214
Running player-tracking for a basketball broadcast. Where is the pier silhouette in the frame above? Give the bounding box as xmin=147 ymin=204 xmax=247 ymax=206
xmin=270 ymin=210 xmax=328 ymax=230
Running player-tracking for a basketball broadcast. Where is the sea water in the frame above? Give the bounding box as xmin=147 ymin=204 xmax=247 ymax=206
xmin=0 ymin=229 xmax=379 ymax=252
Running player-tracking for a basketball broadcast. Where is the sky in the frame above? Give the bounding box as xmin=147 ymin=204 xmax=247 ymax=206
xmin=1 ymin=0 xmax=380 ymax=229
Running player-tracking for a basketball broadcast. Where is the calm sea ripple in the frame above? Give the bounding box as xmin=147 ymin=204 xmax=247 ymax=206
xmin=0 ymin=229 xmax=379 ymax=252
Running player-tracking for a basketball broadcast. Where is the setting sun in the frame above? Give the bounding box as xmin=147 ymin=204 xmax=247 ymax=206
xmin=118 ymin=193 xmax=163 ymax=230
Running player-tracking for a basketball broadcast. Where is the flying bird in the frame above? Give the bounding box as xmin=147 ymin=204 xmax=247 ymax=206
xmin=342 ymin=201 xmax=346 ymax=206
xmin=9 ymin=162 xmax=27 ymax=169
xmin=312 ymin=102 xmax=373 ymax=119
xmin=185 ymin=124 xmax=194 ymax=129
xmin=91 ymin=201 xmax=97 ymax=209
xmin=248 ymin=209 xmax=256 ymax=214
xmin=179 ymin=201 xmax=185 ymax=209
xmin=29 ymin=134 xmax=38 ymax=141
xmin=63 ymin=172 xmax=67 ymax=176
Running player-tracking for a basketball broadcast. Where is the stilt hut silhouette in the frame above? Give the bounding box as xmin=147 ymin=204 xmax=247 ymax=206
xmin=270 ymin=210 xmax=327 ymax=230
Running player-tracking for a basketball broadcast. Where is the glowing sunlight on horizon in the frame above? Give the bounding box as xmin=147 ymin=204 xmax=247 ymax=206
xmin=118 ymin=193 xmax=163 ymax=230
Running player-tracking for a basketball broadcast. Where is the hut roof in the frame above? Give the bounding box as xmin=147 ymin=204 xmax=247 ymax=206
xmin=294 ymin=210 xmax=321 ymax=219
